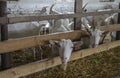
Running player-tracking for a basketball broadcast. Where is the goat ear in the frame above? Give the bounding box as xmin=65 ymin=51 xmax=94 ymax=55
xmin=49 ymin=40 xmax=54 ymax=44
xmin=49 ymin=40 xmax=61 ymax=47
xmin=54 ymin=41 xmax=61 ymax=47
xmin=102 ymin=31 xmax=109 ymax=35
xmin=73 ymin=41 xmax=83 ymax=46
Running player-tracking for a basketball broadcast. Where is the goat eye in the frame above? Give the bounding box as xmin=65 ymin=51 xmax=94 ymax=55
xmin=71 ymin=46 xmax=74 ymax=48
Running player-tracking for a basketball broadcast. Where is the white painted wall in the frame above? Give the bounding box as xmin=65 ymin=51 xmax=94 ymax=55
xmin=7 ymin=0 xmax=119 ymax=15
xmin=6 ymin=0 xmax=119 ymax=39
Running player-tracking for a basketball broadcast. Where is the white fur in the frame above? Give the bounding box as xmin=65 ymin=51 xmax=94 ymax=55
xmin=81 ymin=17 xmax=105 ymax=48
xmin=49 ymin=39 xmax=73 ymax=70
xmin=104 ymin=13 xmax=118 ymax=41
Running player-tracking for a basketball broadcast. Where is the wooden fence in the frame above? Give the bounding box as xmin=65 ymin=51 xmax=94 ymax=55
xmin=0 ymin=40 xmax=120 ymax=78
xmin=0 ymin=0 xmax=120 ymax=78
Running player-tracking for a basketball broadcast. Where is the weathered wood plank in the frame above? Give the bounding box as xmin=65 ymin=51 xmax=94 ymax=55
xmin=96 ymin=24 xmax=120 ymax=32
xmin=82 ymin=9 xmax=120 ymax=16
xmin=8 ymin=9 xmax=120 ymax=24
xmin=0 ymin=30 xmax=89 ymax=54
xmin=0 ymin=17 xmax=8 ymax=24
xmin=116 ymin=3 xmax=120 ymax=40
xmin=0 ymin=24 xmax=120 ymax=54
xmin=0 ymin=0 xmax=18 ymax=1
xmin=0 ymin=24 xmax=119 ymax=54
xmin=8 ymin=14 xmax=76 ymax=24
xmin=74 ymin=0 xmax=82 ymax=30
xmin=0 ymin=0 xmax=12 ymax=70
xmin=0 ymin=0 xmax=7 ymax=1
xmin=0 ymin=40 xmax=120 ymax=78
xmin=0 ymin=9 xmax=120 ymax=24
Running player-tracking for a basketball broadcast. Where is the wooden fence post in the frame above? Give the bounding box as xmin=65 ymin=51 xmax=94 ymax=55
xmin=116 ymin=3 xmax=120 ymax=40
xmin=0 ymin=1 xmax=11 ymax=70
xmin=74 ymin=0 xmax=82 ymax=30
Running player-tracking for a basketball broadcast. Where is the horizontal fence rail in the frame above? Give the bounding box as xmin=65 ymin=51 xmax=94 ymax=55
xmin=0 ymin=30 xmax=89 ymax=54
xmin=0 ymin=24 xmax=120 ymax=54
xmin=1 ymin=0 xmax=23 ymax=1
xmin=0 ymin=40 xmax=120 ymax=78
xmin=82 ymin=9 xmax=120 ymax=16
xmin=97 ymin=24 xmax=120 ymax=31
xmin=0 ymin=9 xmax=120 ymax=24
xmin=0 ymin=1 xmax=120 ymax=78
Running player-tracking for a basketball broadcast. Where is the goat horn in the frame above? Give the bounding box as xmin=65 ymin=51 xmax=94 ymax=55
xmin=50 ymin=3 xmax=56 ymax=14
xmin=82 ymin=2 xmax=88 ymax=10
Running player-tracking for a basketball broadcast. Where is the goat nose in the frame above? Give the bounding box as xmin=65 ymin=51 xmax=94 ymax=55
xmin=93 ymin=44 xmax=98 ymax=48
xmin=63 ymin=57 xmax=67 ymax=64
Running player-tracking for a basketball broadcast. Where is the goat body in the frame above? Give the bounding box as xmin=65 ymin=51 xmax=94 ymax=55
xmin=104 ymin=13 xmax=118 ymax=41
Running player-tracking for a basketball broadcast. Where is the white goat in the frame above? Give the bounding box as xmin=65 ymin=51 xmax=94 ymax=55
xmin=81 ymin=17 xmax=107 ymax=48
xmin=49 ymin=39 xmax=73 ymax=70
xmin=8 ymin=22 xmax=40 ymax=38
xmin=80 ymin=4 xmax=112 ymax=48
xmin=38 ymin=21 xmax=51 ymax=35
xmin=104 ymin=13 xmax=118 ymax=41
xmin=29 ymin=4 xmax=72 ymax=35
xmin=46 ymin=3 xmax=89 ymax=33
xmin=49 ymin=39 xmax=83 ymax=70
xmin=49 ymin=4 xmax=73 ymax=33
xmin=2 ymin=5 xmax=53 ymax=62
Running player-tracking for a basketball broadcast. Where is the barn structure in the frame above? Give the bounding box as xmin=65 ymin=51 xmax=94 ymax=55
xmin=0 ymin=0 xmax=120 ymax=78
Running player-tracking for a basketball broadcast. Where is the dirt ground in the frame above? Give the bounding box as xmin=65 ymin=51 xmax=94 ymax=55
xmin=24 ymin=46 xmax=120 ymax=78
xmin=10 ymin=45 xmax=120 ymax=78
